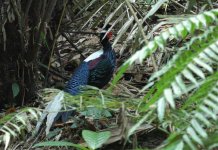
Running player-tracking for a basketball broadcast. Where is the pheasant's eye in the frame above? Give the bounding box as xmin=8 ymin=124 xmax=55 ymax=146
xmin=107 ymin=32 xmax=113 ymax=39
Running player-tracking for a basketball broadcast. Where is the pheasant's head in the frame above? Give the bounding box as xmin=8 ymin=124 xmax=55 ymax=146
xmin=100 ymin=24 xmax=112 ymax=45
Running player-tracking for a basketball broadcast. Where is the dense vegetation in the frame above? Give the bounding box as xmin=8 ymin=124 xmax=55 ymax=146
xmin=0 ymin=0 xmax=218 ymax=149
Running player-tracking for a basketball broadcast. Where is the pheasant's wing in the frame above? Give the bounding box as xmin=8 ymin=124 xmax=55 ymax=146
xmin=88 ymin=56 xmax=114 ymax=88
xmin=65 ymin=62 xmax=89 ymax=95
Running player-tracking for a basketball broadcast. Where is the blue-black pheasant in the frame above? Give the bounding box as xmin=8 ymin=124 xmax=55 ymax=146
xmin=53 ymin=27 xmax=116 ymax=122
xmin=65 ymin=27 xmax=116 ymax=95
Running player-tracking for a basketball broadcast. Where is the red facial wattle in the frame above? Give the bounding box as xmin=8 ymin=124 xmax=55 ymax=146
xmin=107 ymin=32 xmax=113 ymax=40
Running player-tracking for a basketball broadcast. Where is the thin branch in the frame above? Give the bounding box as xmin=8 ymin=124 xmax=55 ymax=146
xmin=47 ymin=0 xmax=68 ymax=70
xmin=125 ymin=0 xmax=158 ymax=72
xmin=125 ymin=0 xmax=148 ymax=44
xmin=171 ymin=0 xmax=196 ymax=14
xmin=61 ymin=30 xmax=99 ymax=35
xmin=37 ymin=61 xmax=69 ymax=81
xmin=61 ymin=32 xmax=86 ymax=59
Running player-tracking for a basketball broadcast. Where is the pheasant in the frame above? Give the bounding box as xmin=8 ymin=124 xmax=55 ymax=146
xmin=34 ymin=26 xmax=117 ymax=130
xmin=55 ymin=26 xmax=116 ymax=122
xmin=65 ymin=26 xmax=116 ymax=95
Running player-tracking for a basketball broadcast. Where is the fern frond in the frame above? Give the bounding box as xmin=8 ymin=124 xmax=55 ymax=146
xmin=0 ymin=108 xmax=41 ymax=150
xmin=39 ymin=87 xmax=141 ymax=111
xmin=112 ymin=9 xmax=218 ymax=86
xmin=139 ymin=28 xmax=218 ymax=116
xmin=163 ymin=73 xmax=218 ymax=149
xmin=125 ymin=9 xmax=218 ymax=148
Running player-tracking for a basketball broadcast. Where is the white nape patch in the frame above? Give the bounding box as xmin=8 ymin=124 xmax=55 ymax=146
xmin=84 ymin=49 xmax=103 ymax=62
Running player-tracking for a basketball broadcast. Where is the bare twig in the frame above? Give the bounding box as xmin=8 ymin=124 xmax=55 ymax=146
xmin=125 ymin=0 xmax=158 ymax=72
xmin=38 ymin=61 xmax=69 ymax=81
xmin=61 ymin=32 xmax=86 ymax=59
xmin=61 ymin=30 xmax=99 ymax=35
xmin=171 ymin=0 xmax=196 ymax=14
xmin=47 ymin=0 xmax=68 ymax=70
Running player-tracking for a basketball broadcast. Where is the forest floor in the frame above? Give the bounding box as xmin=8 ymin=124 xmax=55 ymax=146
xmin=27 ymin=27 xmax=169 ymax=149
xmin=2 ymin=11 xmax=173 ymax=150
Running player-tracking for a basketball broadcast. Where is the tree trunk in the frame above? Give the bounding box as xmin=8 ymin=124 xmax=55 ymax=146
xmin=0 ymin=0 xmax=59 ymax=108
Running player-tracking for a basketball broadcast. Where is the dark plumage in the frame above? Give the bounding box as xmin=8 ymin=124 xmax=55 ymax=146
xmin=56 ymin=27 xmax=116 ymax=122
xmin=65 ymin=27 xmax=116 ymax=95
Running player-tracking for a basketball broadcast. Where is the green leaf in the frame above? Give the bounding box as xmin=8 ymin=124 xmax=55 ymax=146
xmin=127 ymin=111 xmax=153 ymax=139
xmin=190 ymin=119 xmax=207 ymax=138
xmin=199 ymin=105 xmax=216 ymax=120
xmin=197 ymin=14 xmax=207 ymax=27
xmin=81 ymin=107 xmax=111 ymax=119
xmin=175 ymin=23 xmax=188 ymax=38
xmin=154 ymin=36 xmax=165 ymax=49
xmin=3 ymin=132 xmax=10 ymax=150
xmin=182 ymin=69 xmax=198 ymax=86
xmin=3 ymin=126 xmax=17 ymax=137
xmin=195 ymin=112 xmax=211 ymax=127
xmin=12 ymin=83 xmax=20 ymax=98
xmin=186 ymin=127 xmax=203 ymax=145
xmin=171 ymin=82 xmax=182 ymax=96
xmin=164 ymin=88 xmax=175 ymax=109
xmin=182 ymin=20 xmax=194 ymax=33
xmin=33 ymin=141 xmax=87 ymax=150
xmin=169 ymin=27 xmax=179 ymax=39
xmin=82 ymin=130 xmax=111 ymax=150
xmin=175 ymin=141 xmax=184 ymax=150
xmin=183 ymin=134 xmax=197 ymax=150
xmin=193 ymin=58 xmax=213 ymax=73
xmin=157 ymin=97 xmax=166 ymax=121
xmin=110 ymin=62 xmax=129 ymax=89
xmin=187 ymin=63 xmax=205 ymax=79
